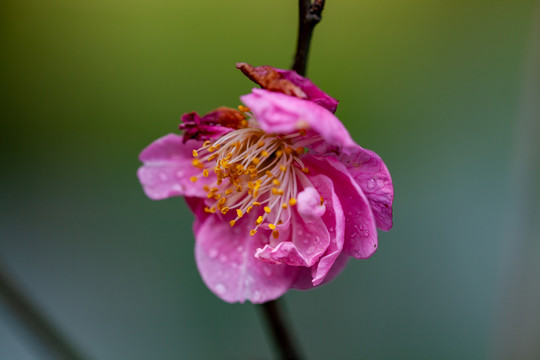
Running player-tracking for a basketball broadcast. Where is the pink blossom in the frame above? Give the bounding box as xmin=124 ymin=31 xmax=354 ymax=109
xmin=137 ymin=66 xmax=393 ymax=303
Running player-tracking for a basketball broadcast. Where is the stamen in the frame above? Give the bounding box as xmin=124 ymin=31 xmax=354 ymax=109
xmin=250 ymin=229 xmax=257 ymax=236
xmin=272 ymin=230 xmax=279 ymax=239
xmin=229 ymin=220 xmax=236 ymax=227
xmin=256 ymin=216 xmax=263 ymax=225
xmin=264 ymin=206 xmax=271 ymax=214
xmin=192 ymin=149 xmax=198 ymax=157
xmin=190 ymin=176 xmax=198 ymax=182
xmin=236 ymin=209 xmax=243 ymax=218
xmin=268 ymin=224 xmax=276 ymax=230
xmin=289 ymin=198 xmax=297 ymax=206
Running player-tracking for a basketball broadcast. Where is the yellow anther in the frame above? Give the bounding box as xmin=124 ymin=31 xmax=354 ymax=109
xmin=225 ymin=153 xmax=233 ymax=160
xmin=252 ymin=157 xmax=260 ymax=165
xmin=203 ymin=140 xmax=211 ymax=147
xmin=282 ymin=203 xmax=288 ymax=209
xmin=208 ymin=207 xmax=216 ymax=213
xmin=203 ymin=185 xmax=210 ymax=191
xmin=190 ymin=176 xmax=198 ymax=182
xmin=208 ymin=146 xmax=216 ymax=152
xmin=202 ymin=169 xmax=209 ymax=177
xmin=268 ymin=224 xmax=276 ymax=230
xmin=221 ymin=207 xmax=230 ymax=214
xmin=241 ymin=120 xmax=248 ymax=127
xmin=204 ymin=207 xmax=211 ymax=213
xmin=229 ymin=220 xmax=236 ymax=227
xmin=285 ymin=147 xmax=293 ymax=155
xmin=296 ymin=147 xmax=305 ymax=155
xmin=214 ymin=193 xmax=221 ymax=200
xmin=264 ymin=206 xmax=271 ymax=214
xmin=276 ymin=150 xmax=283 ymax=157
xmin=266 ymin=171 xmax=273 ymax=178
xmin=236 ymin=209 xmax=243 ymax=218
xmin=256 ymin=216 xmax=264 ymax=225
xmin=208 ymin=153 xmax=219 ymax=160
xmin=301 ymin=167 xmax=310 ymax=174
xmin=250 ymin=229 xmax=257 ymax=236
xmin=289 ymin=198 xmax=297 ymax=206
xmin=236 ymin=164 xmax=244 ymax=171
xmin=192 ymin=149 xmax=199 ymax=157
xmin=279 ymin=165 xmax=287 ymax=172
xmin=272 ymin=179 xmax=280 ymax=186
xmin=253 ymin=202 xmax=261 ymax=206
xmin=246 ymin=206 xmax=253 ymax=214
xmin=238 ymin=105 xmax=250 ymax=113
xmin=219 ymin=197 xmax=226 ymax=205
xmin=272 ymin=230 xmax=280 ymax=239
xmin=191 ymin=159 xmax=203 ymax=168
xmin=236 ymin=185 xmax=242 ymax=192
xmin=299 ymin=129 xmax=307 ymax=136
xmin=257 ymin=140 xmax=265 ymax=148
xmin=210 ymin=187 xmax=218 ymax=193
xmin=261 ymin=150 xmax=269 ymax=157
xmin=320 ymin=196 xmax=324 ymax=205
xmin=225 ymin=189 xmax=233 ymax=195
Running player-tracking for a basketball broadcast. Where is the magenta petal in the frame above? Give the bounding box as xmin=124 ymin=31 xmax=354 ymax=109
xmin=275 ymin=68 xmax=339 ymax=113
xmin=339 ymin=145 xmax=394 ymax=231
xmin=137 ymin=134 xmax=214 ymax=200
xmin=195 ymin=215 xmax=298 ymax=303
xmin=240 ymin=89 xmax=355 ymax=149
xmin=307 ymin=175 xmax=346 ymax=286
xmin=303 ymin=155 xmax=378 ymax=259
xmin=255 ymin=210 xmax=330 ymax=267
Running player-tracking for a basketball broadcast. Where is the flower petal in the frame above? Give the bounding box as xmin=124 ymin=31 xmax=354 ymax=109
xmin=255 ymin=208 xmax=330 ymax=267
xmin=338 ymin=145 xmax=394 ymax=231
xmin=137 ymin=134 xmax=214 ymax=200
xmin=306 ymin=174 xmax=346 ymax=286
xmin=236 ymin=63 xmax=339 ymax=113
xmin=303 ymin=155 xmax=378 ymax=259
xmin=240 ymin=89 xmax=355 ymax=149
xmin=194 ymin=214 xmax=298 ymax=304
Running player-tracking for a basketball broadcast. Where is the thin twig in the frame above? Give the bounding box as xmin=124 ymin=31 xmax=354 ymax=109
xmin=292 ymin=0 xmax=326 ymax=76
xmin=0 ymin=262 xmax=88 ymax=360
xmin=259 ymin=299 xmax=303 ymax=360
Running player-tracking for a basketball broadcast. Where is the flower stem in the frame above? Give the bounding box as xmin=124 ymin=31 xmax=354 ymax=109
xmin=292 ymin=0 xmax=326 ymax=76
xmin=259 ymin=299 xmax=303 ymax=360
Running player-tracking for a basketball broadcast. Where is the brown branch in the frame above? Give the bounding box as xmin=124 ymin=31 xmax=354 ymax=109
xmin=259 ymin=299 xmax=303 ymax=360
xmin=0 ymin=262 xmax=88 ymax=360
xmin=292 ymin=0 xmax=326 ymax=76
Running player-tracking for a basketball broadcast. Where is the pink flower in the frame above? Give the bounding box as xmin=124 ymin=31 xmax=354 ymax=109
xmin=137 ymin=65 xmax=393 ymax=303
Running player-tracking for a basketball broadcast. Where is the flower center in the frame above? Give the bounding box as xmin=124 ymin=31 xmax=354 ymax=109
xmin=190 ymin=125 xmax=312 ymax=238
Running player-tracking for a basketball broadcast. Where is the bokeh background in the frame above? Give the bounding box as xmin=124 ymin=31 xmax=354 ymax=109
xmin=1 ymin=0 xmax=539 ymax=359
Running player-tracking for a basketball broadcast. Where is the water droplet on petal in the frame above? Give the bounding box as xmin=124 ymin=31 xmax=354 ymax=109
xmin=219 ymin=254 xmax=228 ymax=263
xmin=216 ymin=283 xmax=226 ymax=294
xmin=306 ymin=246 xmax=315 ymax=254
xmin=209 ymin=248 xmax=218 ymax=258
xmin=367 ymin=177 xmax=376 ymax=190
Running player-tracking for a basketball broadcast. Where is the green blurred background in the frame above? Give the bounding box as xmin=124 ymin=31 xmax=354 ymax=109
xmin=1 ymin=0 xmax=539 ymax=359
